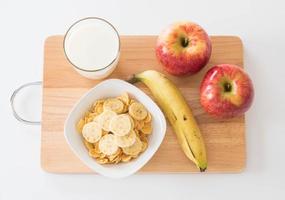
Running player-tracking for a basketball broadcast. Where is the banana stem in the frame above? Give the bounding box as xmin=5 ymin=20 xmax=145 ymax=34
xmin=126 ymin=74 xmax=140 ymax=84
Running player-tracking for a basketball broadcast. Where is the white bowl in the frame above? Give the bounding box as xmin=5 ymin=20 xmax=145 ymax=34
xmin=64 ymin=79 xmax=166 ymax=178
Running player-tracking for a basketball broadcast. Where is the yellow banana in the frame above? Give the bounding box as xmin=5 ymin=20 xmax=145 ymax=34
xmin=128 ymin=70 xmax=207 ymax=171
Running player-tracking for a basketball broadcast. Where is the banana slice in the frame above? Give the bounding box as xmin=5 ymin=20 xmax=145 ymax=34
xmin=130 ymin=99 xmax=136 ymax=105
xmin=98 ymin=134 xmax=119 ymax=156
xmin=122 ymin=136 xmax=143 ymax=156
xmin=141 ymin=122 xmax=152 ymax=134
xmin=103 ymin=98 xmax=124 ymax=114
xmin=108 ymin=148 xmax=122 ymax=162
xmin=98 ymin=110 xmax=117 ymax=132
xmin=117 ymin=92 xmax=130 ymax=105
xmin=109 ymin=114 xmax=132 ymax=136
xmin=129 ymin=115 xmax=135 ymax=129
xmin=82 ymin=122 xmax=102 ymax=143
xmin=92 ymin=115 xmax=101 ymax=123
xmin=115 ymin=130 xmax=136 ymax=147
xmin=144 ymin=112 xmax=152 ymax=123
xmin=129 ymin=102 xmax=148 ymax=120
xmin=80 ymin=93 xmax=152 ymax=164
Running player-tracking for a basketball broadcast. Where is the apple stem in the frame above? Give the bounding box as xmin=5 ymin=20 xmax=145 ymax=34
xmin=180 ymin=37 xmax=189 ymax=48
xmin=224 ymin=82 xmax=232 ymax=92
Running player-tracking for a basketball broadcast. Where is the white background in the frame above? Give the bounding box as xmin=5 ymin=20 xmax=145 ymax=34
xmin=0 ymin=0 xmax=284 ymax=199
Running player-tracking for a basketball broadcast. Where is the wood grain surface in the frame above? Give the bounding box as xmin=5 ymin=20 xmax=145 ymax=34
xmin=41 ymin=35 xmax=245 ymax=173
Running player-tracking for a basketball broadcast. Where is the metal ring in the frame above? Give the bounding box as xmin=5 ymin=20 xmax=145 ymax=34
xmin=10 ymin=81 xmax=42 ymax=125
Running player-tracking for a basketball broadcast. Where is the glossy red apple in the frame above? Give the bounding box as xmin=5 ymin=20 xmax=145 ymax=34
xmin=156 ymin=21 xmax=212 ymax=76
xmin=200 ymin=64 xmax=254 ymax=118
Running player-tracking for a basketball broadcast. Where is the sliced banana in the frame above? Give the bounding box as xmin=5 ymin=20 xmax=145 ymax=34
xmin=129 ymin=115 xmax=135 ymax=129
xmin=141 ymin=122 xmax=152 ymax=134
xmin=115 ymin=130 xmax=136 ymax=148
xmin=99 ymin=134 xmax=119 ymax=156
xmin=92 ymin=115 xmax=100 ymax=123
xmin=130 ymin=99 xmax=136 ymax=105
xmin=129 ymin=102 xmax=148 ymax=120
xmin=108 ymin=148 xmax=122 ymax=162
xmin=122 ymin=136 xmax=143 ymax=156
xmin=98 ymin=110 xmax=117 ymax=132
xmin=117 ymin=92 xmax=130 ymax=105
xmin=109 ymin=114 xmax=132 ymax=136
xmin=82 ymin=122 xmax=102 ymax=143
xmin=144 ymin=112 xmax=152 ymax=123
xmin=79 ymin=93 xmax=153 ymax=164
xmin=103 ymin=98 xmax=124 ymax=114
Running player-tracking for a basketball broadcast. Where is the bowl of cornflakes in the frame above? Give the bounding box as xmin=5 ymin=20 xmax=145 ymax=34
xmin=64 ymin=79 xmax=166 ymax=178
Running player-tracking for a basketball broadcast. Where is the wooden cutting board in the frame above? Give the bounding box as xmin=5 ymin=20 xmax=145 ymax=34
xmin=41 ymin=35 xmax=245 ymax=173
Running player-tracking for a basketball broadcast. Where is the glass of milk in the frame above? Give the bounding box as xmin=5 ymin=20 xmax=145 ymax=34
xmin=63 ymin=17 xmax=120 ymax=79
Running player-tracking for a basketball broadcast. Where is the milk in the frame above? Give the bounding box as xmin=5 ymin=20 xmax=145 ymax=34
xmin=64 ymin=18 xmax=120 ymax=79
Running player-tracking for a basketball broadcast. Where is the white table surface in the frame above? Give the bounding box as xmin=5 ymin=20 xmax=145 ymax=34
xmin=0 ymin=0 xmax=284 ymax=199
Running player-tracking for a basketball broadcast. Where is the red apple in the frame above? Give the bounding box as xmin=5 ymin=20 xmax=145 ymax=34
xmin=200 ymin=64 xmax=254 ymax=118
xmin=156 ymin=21 xmax=212 ymax=76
